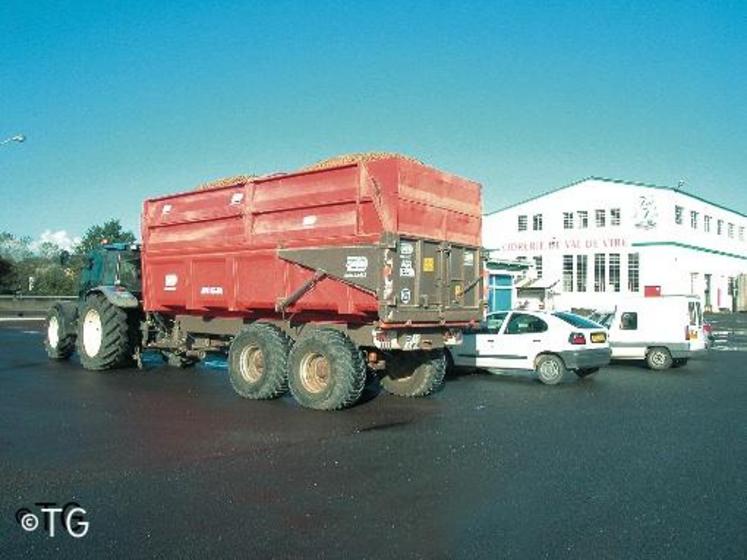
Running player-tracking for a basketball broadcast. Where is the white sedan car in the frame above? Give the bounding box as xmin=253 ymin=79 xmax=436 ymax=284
xmin=449 ymin=310 xmax=611 ymax=384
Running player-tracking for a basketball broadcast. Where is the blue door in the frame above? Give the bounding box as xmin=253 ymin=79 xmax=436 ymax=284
xmin=488 ymin=274 xmax=513 ymax=312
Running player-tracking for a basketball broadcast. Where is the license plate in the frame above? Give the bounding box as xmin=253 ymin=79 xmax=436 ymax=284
xmin=591 ymin=332 xmax=606 ymax=343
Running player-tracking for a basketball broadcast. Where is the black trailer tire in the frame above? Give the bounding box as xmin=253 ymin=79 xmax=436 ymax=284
xmin=380 ymin=349 xmax=446 ymax=398
xmin=575 ymin=367 xmax=599 ymax=378
xmin=288 ymin=329 xmax=366 ymax=411
xmin=228 ymin=323 xmax=291 ymax=399
xmin=535 ymin=354 xmax=567 ymax=385
xmin=76 ymin=293 xmax=135 ymax=371
xmin=646 ymin=347 xmax=673 ymax=371
xmin=44 ymin=304 xmax=76 ymax=360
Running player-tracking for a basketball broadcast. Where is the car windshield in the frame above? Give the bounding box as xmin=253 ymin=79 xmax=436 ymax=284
xmin=553 ymin=311 xmax=602 ymax=329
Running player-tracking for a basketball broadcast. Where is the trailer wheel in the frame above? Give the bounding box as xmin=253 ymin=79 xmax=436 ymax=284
xmin=288 ymin=329 xmax=366 ymax=410
xmin=44 ymin=304 xmax=76 ymax=360
xmin=380 ymin=349 xmax=446 ymax=398
xmin=535 ymin=354 xmax=567 ymax=385
xmin=77 ymin=293 xmax=135 ymax=370
xmin=228 ymin=323 xmax=290 ymax=399
xmin=646 ymin=347 xmax=673 ymax=370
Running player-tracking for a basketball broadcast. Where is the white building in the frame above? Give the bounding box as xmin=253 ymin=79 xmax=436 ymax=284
xmin=483 ymin=177 xmax=747 ymax=312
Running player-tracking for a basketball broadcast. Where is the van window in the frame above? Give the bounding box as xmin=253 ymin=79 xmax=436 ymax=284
xmin=505 ymin=313 xmax=548 ymax=335
xmin=620 ymin=312 xmax=638 ymax=330
xmin=688 ymin=302 xmax=702 ymax=326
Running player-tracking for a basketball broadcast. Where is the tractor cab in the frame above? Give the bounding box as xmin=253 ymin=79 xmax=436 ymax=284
xmin=79 ymin=243 xmax=142 ymax=297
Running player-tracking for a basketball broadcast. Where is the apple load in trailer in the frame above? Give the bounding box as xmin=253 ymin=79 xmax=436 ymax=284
xmin=45 ymin=156 xmax=484 ymax=410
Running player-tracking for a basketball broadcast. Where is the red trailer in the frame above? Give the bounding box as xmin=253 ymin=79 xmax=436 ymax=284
xmin=47 ymin=156 xmax=484 ymax=411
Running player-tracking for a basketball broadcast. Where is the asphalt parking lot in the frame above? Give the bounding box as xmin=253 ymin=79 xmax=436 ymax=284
xmin=1 ymin=318 xmax=745 ymax=559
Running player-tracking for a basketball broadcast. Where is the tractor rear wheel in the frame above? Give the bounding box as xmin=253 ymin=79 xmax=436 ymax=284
xmin=380 ymin=349 xmax=446 ymax=397
xmin=288 ymin=329 xmax=366 ymax=410
xmin=44 ymin=304 xmax=76 ymax=360
xmin=76 ymin=294 xmax=135 ymax=370
xmin=228 ymin=323 xmax=291 ymax=399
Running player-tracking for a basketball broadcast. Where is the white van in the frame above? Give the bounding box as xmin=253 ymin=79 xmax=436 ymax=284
xmin=590 ymin=295 xmax=707 ymax=370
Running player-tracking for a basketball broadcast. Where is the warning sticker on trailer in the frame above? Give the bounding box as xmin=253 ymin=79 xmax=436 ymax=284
xmin=463 ymin=253 xmax=474 ymax=267
xmin=344 ymin=256 xmax=368 ymax=278
xmin=422 ymin=257 xmax=435 ymax=272
xmin=399 ymin=258 xmax=415 ymax=277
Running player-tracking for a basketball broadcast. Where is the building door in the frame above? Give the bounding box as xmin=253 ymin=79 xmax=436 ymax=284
xmin=488 ymin=274 xmax=513 ymax=312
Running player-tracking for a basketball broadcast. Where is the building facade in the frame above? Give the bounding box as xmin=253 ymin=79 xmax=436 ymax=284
xmin=483 ymin=178 xmax=747 ymax=312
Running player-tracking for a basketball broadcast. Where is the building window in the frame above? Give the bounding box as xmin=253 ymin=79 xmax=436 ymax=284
xmin=717 ymin=219 xmax=723 ymax=235
xmin=594 ymin=253 xmax=606 ymax=292
xmin=595 ymin=209 xmax=606 ymax=227
xmin=533 ymin=214 xmax=543 ymax=231
xmin=562 ymin=212 xmax=573 ymax=229
xmin=533 ymin=256 xmax=543 ymax=279
xmin=611 ymin=208 xmax=621 ymax=226
xmin=675 ymin=205 xmax=683 ymax=224
xmin=609 ymin=253 xmax=621 ymax=292
xmin=518 ymin=215 xmax=527 ymax=232
xmin=728 ymin=223 xmax=734 ymax=238
xmin=704 ymin=215 xmax=711 ymax=233
xmin=690 ymin=210 xmax=698 ymax=229
xmin=563 ymin=255 xmax=574 ymax=292
xmin=740 ymin=226 xmax=745 ymax=242
xmin=628 ymin=253 xmax=639 ymax=292
xmin=578 ymin=210 xmax=588 ymax=229
xmin=576 ymin=255 xmax=587 ymax=292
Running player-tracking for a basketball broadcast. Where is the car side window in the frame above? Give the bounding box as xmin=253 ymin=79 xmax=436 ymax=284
xmin=505 ymin=313 xmax=548 ymax=335
xmin=485 ymin=312 xmax=508 ymax=333
xmin=620 ymin=312 xmax=638 ymax=330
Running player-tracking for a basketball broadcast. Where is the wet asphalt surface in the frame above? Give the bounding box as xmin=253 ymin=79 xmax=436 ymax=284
xmin=1 ymin=319 xmax=745 ymax=559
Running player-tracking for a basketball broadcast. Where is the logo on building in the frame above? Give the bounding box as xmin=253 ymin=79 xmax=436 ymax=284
xmin=634 ymin=195 xmax=658 ymax=230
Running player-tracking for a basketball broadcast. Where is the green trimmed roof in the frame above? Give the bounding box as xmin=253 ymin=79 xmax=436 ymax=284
xmin=485 ymin=176 xmax=747 ymax=219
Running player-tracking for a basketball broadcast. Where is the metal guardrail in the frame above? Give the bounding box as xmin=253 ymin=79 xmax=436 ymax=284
xmin=0 ymin=295 xmax=77 ymax=300
xmin=0 ymin=295 xmax=77 ymax=317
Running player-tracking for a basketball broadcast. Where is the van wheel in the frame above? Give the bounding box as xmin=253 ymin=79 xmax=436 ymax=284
xmin=381 ymin=349 xmax=446 ymax=397
xmin=229 ymin=323 xmax=291 ymax=399
xmin=576 ymin=367 xmax=599 ymax=378
xmin=672 ymin=358 xmax=689 ymax=368
xmin=535 ymin=354 xmax=567 ymax=385
xmin=646 ymin=347 xmax=673 ymax=370
xmin=288 ymin=329 xmax=366 ymax=410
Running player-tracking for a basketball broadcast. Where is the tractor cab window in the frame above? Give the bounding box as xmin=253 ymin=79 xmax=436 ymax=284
xmin=505 ymin=313 xmax=548 ymax=335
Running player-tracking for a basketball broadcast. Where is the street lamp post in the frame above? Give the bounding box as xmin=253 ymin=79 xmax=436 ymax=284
xmin=0 ymin=134 xmax=26 ymax=146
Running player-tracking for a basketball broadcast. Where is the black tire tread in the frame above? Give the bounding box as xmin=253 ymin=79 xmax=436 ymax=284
xmin=381 ymin=349 xmax=446 ymax=398
xmin=44 ymin=306 xmax=76 ymax=360
xmin=77 ymin=294 xmax=135 ymax=371
xmin=288 ymin=328 xmax=366 ymax=411
xmin=228 ymin=322 xmax=291 ymax=399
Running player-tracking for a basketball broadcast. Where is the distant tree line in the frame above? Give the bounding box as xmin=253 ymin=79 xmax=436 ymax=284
xmin=0 ymin=219 xmax=136 ymax=296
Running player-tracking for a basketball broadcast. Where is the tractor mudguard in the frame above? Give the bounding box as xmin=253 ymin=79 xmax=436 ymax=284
xmin=88 ymin=286 xmax=141 ymax=309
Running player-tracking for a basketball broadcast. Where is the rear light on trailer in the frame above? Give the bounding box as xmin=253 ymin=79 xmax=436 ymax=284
xmin=569 ymin=332 xmax=586 ymax=345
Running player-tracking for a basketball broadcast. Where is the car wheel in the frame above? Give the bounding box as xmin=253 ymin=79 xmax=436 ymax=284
xmin=535 ymin=354 xmax=567 ymax=385
xmin=646 ymin=347 xmax=673 ymax=371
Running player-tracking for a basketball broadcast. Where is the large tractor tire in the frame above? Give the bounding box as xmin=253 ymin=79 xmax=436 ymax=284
xmin=76 ymin=293 xmax=135 ymax=371
xmin=288 ymin=329 xmax=366 ymax=411
xmin=380 ymin=349 xmax=446 ymax=398
xmin=228 ymin=323 xmax=291 ymax=399
xmin=44 ymin=303 xmax=77 ymax=360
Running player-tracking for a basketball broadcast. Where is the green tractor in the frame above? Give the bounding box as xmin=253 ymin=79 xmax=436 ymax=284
xmin=44 ymin=243 xmax=143 ymax=370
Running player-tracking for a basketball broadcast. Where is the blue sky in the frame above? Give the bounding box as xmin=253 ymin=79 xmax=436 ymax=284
xmin=1 ymin=0 xmax=745 ymax=243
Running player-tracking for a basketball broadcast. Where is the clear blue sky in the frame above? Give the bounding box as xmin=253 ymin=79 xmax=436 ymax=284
xmin=1 ymin=0 xmax=745 ymax=242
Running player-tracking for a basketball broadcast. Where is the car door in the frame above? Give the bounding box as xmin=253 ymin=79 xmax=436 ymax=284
xmin=490 ymin=312 xmax=549 ymax=370
xmin=452 ymin=312 xmax=508 ymax=369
